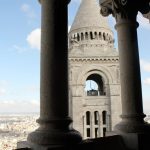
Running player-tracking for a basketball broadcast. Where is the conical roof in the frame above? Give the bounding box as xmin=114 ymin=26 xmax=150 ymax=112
xmin=70 ymin=0 xmax=110 ymax=32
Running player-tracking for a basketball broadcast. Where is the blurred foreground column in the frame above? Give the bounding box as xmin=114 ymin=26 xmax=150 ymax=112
xmin=100 ymin=0 xmax=150 ymax=149
xmin=26 ymin=0 xmax=82 ymax=149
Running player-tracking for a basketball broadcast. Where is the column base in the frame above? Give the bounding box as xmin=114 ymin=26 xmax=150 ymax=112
xmin=17 ymin=129 xmax=82 ymax=150
xmin=114 ymin=121 xmax=150 ymax=133
xmin=106 ymin=122 xmax=150 ymax=150
xmin=24 ymin=128 xmax=82 ymax=150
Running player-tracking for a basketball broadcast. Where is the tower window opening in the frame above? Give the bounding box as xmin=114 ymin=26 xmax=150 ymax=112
xmin=103 ymin=33 xmax=106 ymax=40
xmin=81 ymin=32 xmax=84 ymax=40
xmin=86 ymin=111 xmax=91 ymax=125
xmin=102 ymin=111 xmax=107 ymax=125
xmin=94 ymin=32 xmax=98 ymax=39
xmin=94 ymin=111 xmax=99 ymax=125
xmin=77 ymin=33 xmax=80 ymax=41
xmin=85 ymin=74 xmax=105 ymax=96
xmin=95 ymin=128 xmax=99 ymax=138
xmin=85 ymin=32 xmax=88 ymax=40
xmin=103 ymin=127 xmax=106 ymax=137
xmin=99 ymin=32 xmax=102 ymax=39
xmin=87 ymin=128 xmax=91 ymax=137
xmin=90 ymin=32 xmax=93 ymax=39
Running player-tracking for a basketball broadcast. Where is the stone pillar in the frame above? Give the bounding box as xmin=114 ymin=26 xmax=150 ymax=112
xmin=100 ymin=0 xmax=150 ymax=149
xmin=27 ymin=0 xmax=82 ymax=149
xmin=114 ymin=16 xmax=146 ymax=132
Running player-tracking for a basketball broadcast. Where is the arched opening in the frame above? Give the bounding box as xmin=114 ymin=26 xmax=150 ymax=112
xmin=90 ymin=31 xmax=93 ymax=39
xmin=85 ymin=32 xmax=88 ymax=40
xmin=94 ymin=111 xmax=99 ymax=125
xmin=103 ymin=33 xmax=106 ymax=41
xmin=86 ymin=111 xmax=91 ymax=125
xmin=85 ymin=74 xmax=106 ymax=96
xmin=102 ymin=111 xmax=107 ymax=125
xmin=81 ymin=32 xmax=84 ymax=40
xmin=99 ymin=32 xmax=102 ymax=39
xmin=94 ymin=32 xmax=97 ymax=39
xmin=77 ymin=33 xmax=80 ymax=41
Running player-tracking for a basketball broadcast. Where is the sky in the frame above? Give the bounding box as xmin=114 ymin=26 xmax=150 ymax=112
xmin=0 ymin=0 xmax=150 ymax=114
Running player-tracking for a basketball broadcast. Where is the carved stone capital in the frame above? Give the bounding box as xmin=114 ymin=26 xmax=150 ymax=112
xmin=39 ymin=0 xmax=71 ymax=4
xmin=100 ymin=0 xmax=150 ymax=22
xmin=100 ymin=5 xmax=112 ymax=17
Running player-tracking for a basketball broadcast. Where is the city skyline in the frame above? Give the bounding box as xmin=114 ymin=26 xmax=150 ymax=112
xmin=0 ymin=0 xmax=150 ymax=114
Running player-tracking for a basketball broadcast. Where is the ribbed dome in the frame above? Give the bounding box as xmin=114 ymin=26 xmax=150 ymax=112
xmin=70 ymin=0 xmax=110 ymax=32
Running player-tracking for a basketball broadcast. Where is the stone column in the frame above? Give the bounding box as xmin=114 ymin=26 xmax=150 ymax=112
xmin=100 ymin=0 xmax=150 ymax=149
xmin=27 ymin=0 xmax=82 ymax=149
xmin=114 ymin=16 xmax=146 ymax=132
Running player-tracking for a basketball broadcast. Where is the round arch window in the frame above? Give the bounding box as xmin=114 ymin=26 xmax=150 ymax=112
xmin=85 ymin=74 xmax=106 ymax=96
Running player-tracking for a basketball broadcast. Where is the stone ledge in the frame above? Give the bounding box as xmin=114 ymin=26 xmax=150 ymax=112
xmin=16 ymin=135 xmax=129 ymax=150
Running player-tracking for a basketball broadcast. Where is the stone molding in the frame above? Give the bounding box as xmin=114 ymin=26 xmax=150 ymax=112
xmin=69 ymin=57 xmax=119 ymax=62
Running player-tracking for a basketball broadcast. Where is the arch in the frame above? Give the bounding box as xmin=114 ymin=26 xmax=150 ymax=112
xmin=75 ymin=66 xmax=113 ymax=99
xmin=76 ymin=65 xmax=113 ymax=86
xmin=86 ymin=74 xmax=105 ymax=96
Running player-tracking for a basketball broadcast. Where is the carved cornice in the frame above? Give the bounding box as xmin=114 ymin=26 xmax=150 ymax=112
xmin=100 ymin=0 xmax=150 ymax=21
xmin=69 ymin=57 xmax=119 ymax=62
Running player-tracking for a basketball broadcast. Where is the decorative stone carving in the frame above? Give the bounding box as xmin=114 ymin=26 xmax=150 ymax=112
xmin=100 ymin=0 xmax=150 ymax=21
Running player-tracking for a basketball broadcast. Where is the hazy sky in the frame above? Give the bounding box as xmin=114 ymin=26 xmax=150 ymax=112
xmin=0 ymin=0 xmax=150 ymax=114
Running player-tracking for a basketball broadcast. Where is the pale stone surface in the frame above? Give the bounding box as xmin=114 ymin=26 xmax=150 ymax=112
xmin=68 ymin=0 xmax=122 ymax=139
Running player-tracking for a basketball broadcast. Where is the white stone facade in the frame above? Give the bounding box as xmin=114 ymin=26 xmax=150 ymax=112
xmin=68 ymin=0 xmax=122 ymax=139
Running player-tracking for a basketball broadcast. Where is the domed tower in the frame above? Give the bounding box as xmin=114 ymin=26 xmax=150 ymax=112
xmin=68 ymin=0 xmax=121 ymax=139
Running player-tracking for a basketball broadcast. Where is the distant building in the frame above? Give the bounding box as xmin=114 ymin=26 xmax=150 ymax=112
xmin=145 ymin=114 xmax=150 ymax=123
xmin=68 ymin=0 xmax=122 ymax=139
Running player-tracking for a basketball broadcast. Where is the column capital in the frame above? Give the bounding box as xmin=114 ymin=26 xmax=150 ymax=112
xmin=38 ymin=0 xmax=71 ymax=4
xmin=100 ymin=0 xmax=150 ymax=21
